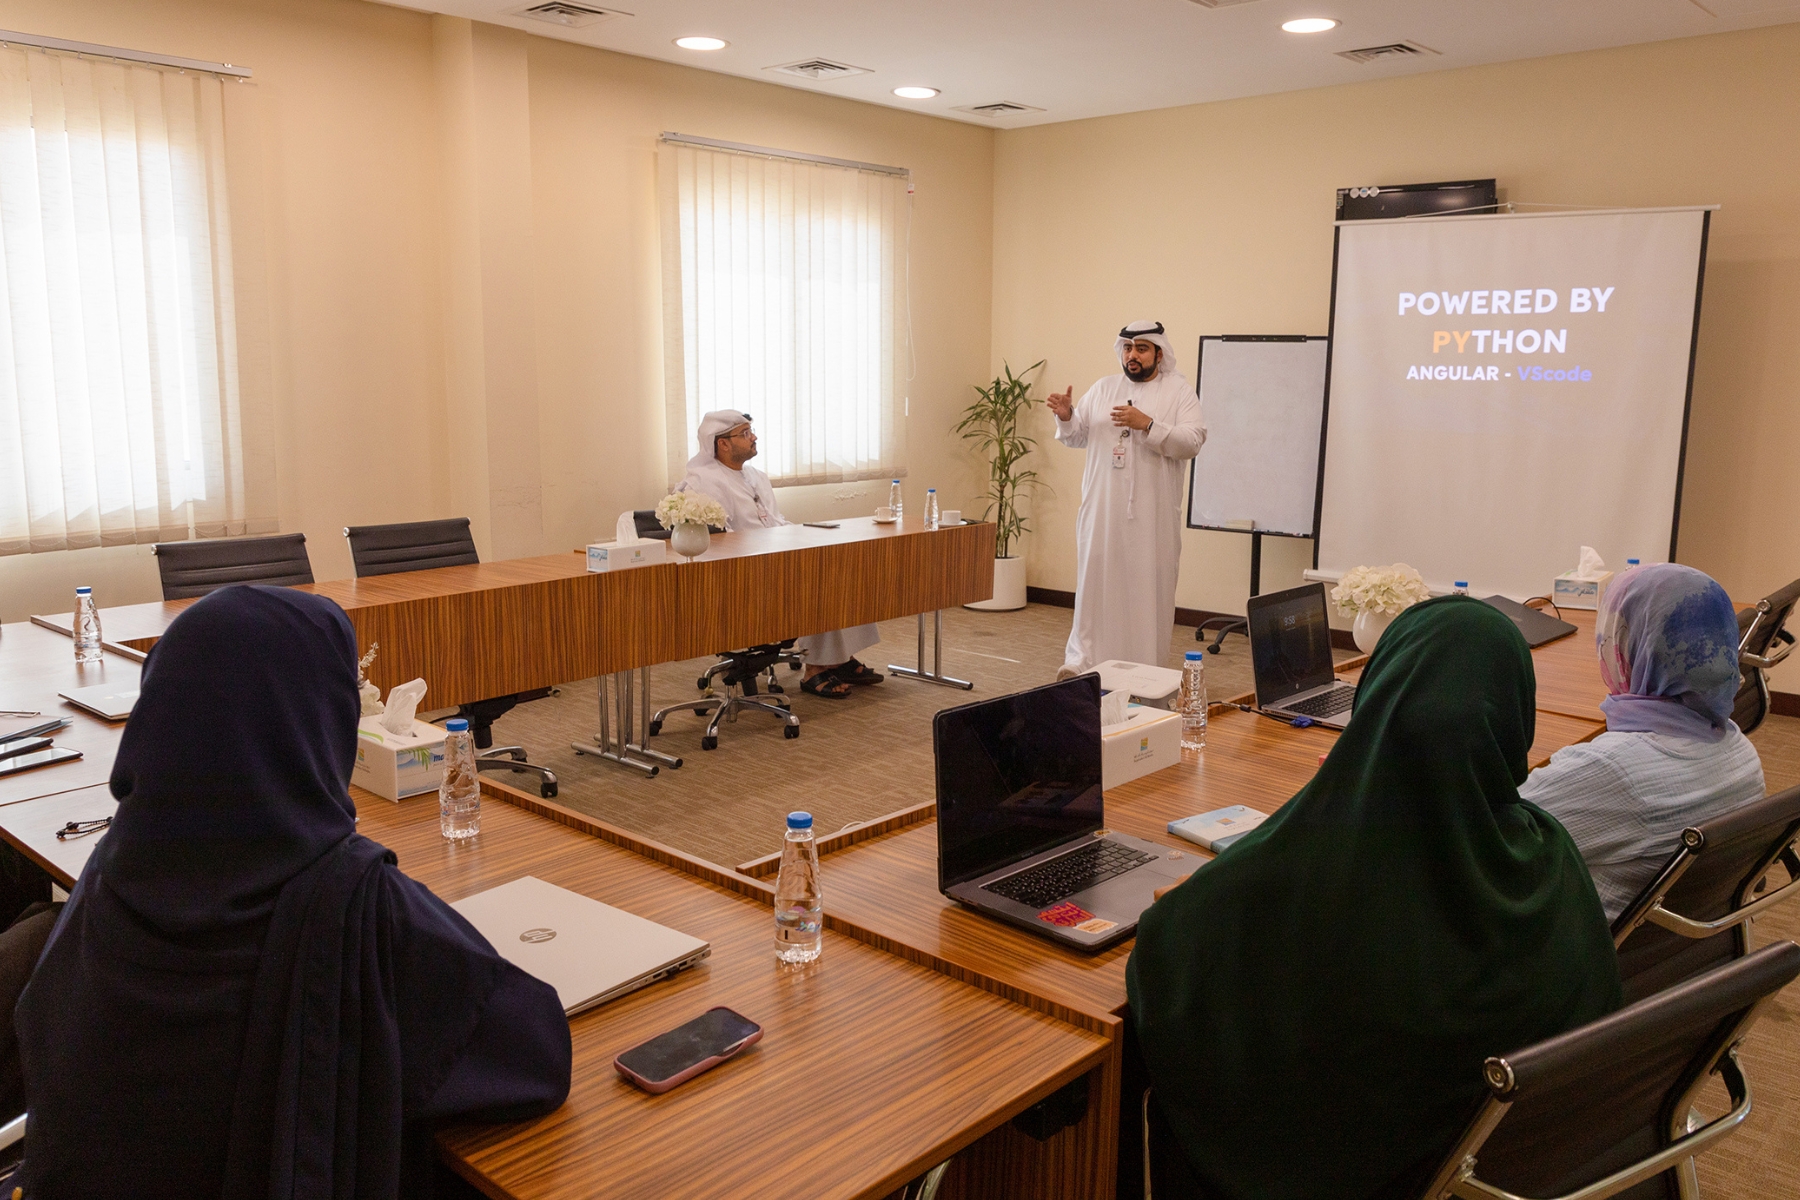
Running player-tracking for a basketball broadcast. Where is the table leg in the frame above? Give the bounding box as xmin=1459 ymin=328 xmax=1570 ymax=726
xmin=626 ymin=665 xmax=683 ymax=768
xmin=888 ymin=611 xmax=973 ymax=690
xmin=573 ymin=671 xmax=665 ymax=775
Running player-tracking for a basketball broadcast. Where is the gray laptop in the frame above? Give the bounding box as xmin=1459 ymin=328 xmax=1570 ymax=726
xmin=451 ymin=876 xmax=710 ymax=1015
xmin=935 ymin=676 xmax=1186 ymax=953
xmin=58 ymin=684 xmax=139 ymax=721
xmin=1246 ymin=583 xmax=1357 ymax=729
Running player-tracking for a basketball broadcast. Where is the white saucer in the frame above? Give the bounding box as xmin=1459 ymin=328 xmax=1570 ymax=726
xmin=872 ymin=516 xmax=898 ymax=524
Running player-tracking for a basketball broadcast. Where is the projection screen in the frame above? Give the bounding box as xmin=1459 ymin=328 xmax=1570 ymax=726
xmin=1315 ymin=207 xmax=1710 ymax=600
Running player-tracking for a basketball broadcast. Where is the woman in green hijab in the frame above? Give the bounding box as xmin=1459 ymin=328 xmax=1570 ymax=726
xmin=1127 ymin=596 xmax=1621 ymax=1199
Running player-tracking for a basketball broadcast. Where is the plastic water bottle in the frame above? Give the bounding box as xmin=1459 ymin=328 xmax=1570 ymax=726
xmin=1452 ymin=581 xmax=1470 ymax=597
xmin=439 ymin=718 xmax=481 ymax=840
xmin=1180 ymin=650 xmax=1207 ymax=751
xmin=924 ymin=488 xmax=940 ymax=531
xmin=1626 ymin=558 xmax=1641 ymax=569
xmin=774 ymin=811 xmax=823 ymax=964
xmin=73 ymin=587 xmax=102 ymax=664
xmin=888 ymin=479 xmax=904 ymax=522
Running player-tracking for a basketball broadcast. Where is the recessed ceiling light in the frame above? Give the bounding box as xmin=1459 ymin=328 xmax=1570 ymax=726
xmin=674 ymin=36 xmax=728 ymax=51
xmin=1281 ymin=17 xmax=1339 ymax=33
xmin=893 ymin=86 xmax=939 ymax=100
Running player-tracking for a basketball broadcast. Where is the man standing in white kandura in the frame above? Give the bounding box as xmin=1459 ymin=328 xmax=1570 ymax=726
xmin=1046 ymin=321 xmax=1206 ymax=678
xmin=679 ymin=408 xmax=883 ymax=701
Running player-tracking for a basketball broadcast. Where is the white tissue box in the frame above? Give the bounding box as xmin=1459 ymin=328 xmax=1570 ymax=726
xmin=1552 ymin=571 xmax=1613 ymax=611
xmin=586 ymin=540 xmax=666 ymax=573
xmin=1094 ymin=660 xmax=1184 ymax=709
xmin=353 ymin=717 xmax=448 ymax=801
xmin=1102 ymin=704 xmax=1182 ymax=790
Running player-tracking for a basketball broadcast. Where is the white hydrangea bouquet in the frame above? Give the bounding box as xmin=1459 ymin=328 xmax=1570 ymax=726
xmin=654 ymin=490 xmax=727 ymax=531
xmin=1330 ymin=563 xmax=1432 ymax=617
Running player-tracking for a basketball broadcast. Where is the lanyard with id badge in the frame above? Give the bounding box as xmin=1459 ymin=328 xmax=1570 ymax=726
xmin=1113 ymin=402 xmax=1134 ymax=470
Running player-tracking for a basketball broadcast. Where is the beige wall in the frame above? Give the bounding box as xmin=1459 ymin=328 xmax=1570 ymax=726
xmin=0 ymin=0 xmax=995 ymax=624
xmin=991 ymin=23 xmax=1800 ymax=686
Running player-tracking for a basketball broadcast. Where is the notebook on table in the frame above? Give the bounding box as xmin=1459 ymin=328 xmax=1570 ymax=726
xmin=451 ymin=876 xmax=710 ymax=1016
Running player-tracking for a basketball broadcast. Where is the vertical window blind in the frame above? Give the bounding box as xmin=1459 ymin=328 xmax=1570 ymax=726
xmin=0 ymin=44 xmax=270 ymax=556
xmin=658 ymin=136 xmax=909 ymax=489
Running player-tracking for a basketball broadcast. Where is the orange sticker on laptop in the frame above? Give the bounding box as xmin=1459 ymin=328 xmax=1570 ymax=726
xmin=1038 ymin=901 xmax=1094 ymax=927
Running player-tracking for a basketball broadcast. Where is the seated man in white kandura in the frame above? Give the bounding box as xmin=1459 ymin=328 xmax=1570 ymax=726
xmin=678 ymin=409 xmax=883 ymax=701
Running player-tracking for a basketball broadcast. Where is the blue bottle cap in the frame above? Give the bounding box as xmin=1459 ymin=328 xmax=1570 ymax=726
xmin=445 ymin=718 xmax=469 ymax=732
xmin=787 ymin=811 xmax=813 ymax=830
xmin=892 ymin=479 xmax=900 ymax=484
xmin=1185 ymin=650 xmax=1203 ymax=661
xmin=1454 ymin=581 xmax=1469 ymax=588
xmin=927 ymin=487 xmax=936 ymax=493
xmin=1626 ymin=558 xmax=1641 ymax=566
xmin=75 ymin=586 xmax=92 ymax=595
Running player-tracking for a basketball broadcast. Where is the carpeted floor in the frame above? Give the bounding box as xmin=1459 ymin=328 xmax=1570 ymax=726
xmin=489 ymin=602 xmax=1276 ymax=871
xmin=493 ymin=601 xmax=1800 ymax=1197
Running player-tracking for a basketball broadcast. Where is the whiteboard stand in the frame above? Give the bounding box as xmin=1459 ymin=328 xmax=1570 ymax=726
xmin=1195 ymin=530 xmax=1262 ymax=655
xmin=1184 ymin=334 xmax=1330 ymax=655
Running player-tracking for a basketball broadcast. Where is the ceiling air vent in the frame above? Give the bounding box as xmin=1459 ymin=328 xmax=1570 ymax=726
xmin=1336 ymin=41 xmax=1439 ymax=65
xmin=514 ymin=2 xmax=629 ymax=28
xmin=952 ymin=101 xmax=1047 ymax=119
xmin=769 ymin=58 xmax=872 ymax=81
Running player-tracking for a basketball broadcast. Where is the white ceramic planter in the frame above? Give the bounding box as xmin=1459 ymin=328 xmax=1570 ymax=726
xmin=965 ymin=555 xmax=1027 ymax=611
xmin=670 ymin=521 xmax=711 ymax=561
xmin=1352 ymin=607 xmax=1395 ymax=654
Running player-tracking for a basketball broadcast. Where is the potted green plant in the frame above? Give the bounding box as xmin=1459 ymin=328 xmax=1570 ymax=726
xmin=956 ymin=360 xmax=1044 ymax=611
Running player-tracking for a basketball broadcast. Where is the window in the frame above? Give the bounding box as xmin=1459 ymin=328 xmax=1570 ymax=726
xmin=658 ymin=136 xmax=908 ymax=488
xmin=0 ymin=44 xmax=270 ymax=555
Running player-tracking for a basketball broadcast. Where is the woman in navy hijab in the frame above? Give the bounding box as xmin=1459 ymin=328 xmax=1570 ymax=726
xmin=14 ymin=585 xmax=571 ymax=1198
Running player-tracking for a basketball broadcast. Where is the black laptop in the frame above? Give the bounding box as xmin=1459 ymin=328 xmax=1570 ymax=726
xmin=1480 ymin=594 xmax=1579 ymax=648
xmin=934 ymin=675 xmax=1187 ymax=953
xmin=1246 ymin=583 xmax=1357 ymax=729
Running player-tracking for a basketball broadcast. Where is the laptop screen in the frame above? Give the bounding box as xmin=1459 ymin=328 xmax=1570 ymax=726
xmin=1247 ymin=583 xmax=1337 ymax=705
xmin=934 ymin=676 xmax=1105 ymax=889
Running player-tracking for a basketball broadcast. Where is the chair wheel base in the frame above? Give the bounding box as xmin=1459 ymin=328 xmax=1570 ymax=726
xmin=539 ymin=780 xmax=558 ymax=798
xmin=701 ymin=735 xmax=718 ymax=751
xmin=647 ymin=720 xmax=662 ymax=736
xmin=783 ymin=725 xmax=800 ymax=739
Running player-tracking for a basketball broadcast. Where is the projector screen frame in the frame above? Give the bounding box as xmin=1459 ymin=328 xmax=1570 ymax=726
xmin=1310 ymin=205 xmax=1715 ymax=579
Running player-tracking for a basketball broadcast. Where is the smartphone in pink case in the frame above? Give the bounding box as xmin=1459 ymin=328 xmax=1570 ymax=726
xmin=613 ymin=1007 xmax=763 ymax=1094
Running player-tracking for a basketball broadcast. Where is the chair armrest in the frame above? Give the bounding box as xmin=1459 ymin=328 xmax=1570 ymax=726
xmin=1447 ymin=1049 xmax=1752 ymax=1200
xmin=0 ymin=1112 xmax=24 ymax=1152
xmin=1646 ymin=870 xmax=1800 ymax=938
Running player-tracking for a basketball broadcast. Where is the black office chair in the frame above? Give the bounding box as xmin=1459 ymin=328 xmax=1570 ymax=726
xmin=1733 ymin=577 xmax=1798 ymax=735
xmin=1611 ymin=783 xmax=1800 ymax=1003
xmin=343 ymin=519 xmax=557 ymax=798
xmin=152 ymin=534 xmax=314 ymax=600
xmin=647 ymin=641 xmax=801 ymax=751
xmin=1415 ymin=941 xmax=1800 ymax=1200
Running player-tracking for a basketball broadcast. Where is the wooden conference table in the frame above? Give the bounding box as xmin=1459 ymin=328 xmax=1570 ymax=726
xmin=31 ymin=518 xmax=995 ymax=708
xmin=0 ymin=773 xmax=1108 ymax=1200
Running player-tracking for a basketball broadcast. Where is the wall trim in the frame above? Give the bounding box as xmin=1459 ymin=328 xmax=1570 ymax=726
xmin=1773 ymin=691 xmax=1800 ymax=719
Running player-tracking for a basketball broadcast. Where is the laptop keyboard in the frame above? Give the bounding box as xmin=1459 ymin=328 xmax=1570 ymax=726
xmin=1283 ymin=686 xmax=1355 ymax=718
xmin=983 ymin=841 xmax=1155 ymax=910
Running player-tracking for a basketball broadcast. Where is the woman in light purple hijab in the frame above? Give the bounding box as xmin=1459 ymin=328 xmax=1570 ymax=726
xmin=1521 ymin=563 xmax=1765 ymax=921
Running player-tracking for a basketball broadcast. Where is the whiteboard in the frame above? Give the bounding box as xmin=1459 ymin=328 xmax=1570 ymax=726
xmin=1317 ymin=208 xmax=1708 ymax=598
xmin=1185 ymin=337 xmax=1329 ymax=538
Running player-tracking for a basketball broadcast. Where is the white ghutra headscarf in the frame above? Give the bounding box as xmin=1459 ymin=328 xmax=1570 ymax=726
xmin=1114 ymin=320 xmax=1177 ymax=375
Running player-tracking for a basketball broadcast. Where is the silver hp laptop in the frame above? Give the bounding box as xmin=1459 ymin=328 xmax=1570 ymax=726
xmin=451 ymin=876 xmax=710 ymax=1015
xmin=935 ymin=676 xmax=1186 ymax=953
xmin=1246 ymin=583 xmax=1357 ymax=729
xmin=58 ymin=684 xmax=139 ymax=721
